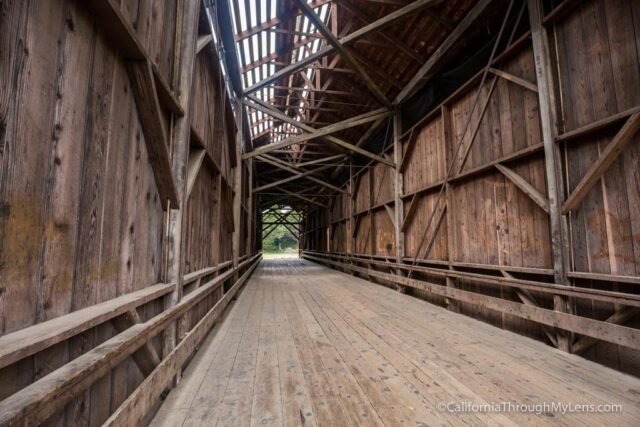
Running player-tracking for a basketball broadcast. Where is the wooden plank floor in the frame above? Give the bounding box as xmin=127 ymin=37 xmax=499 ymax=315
xmin=153 ymin=259 xmax=640 ymax=426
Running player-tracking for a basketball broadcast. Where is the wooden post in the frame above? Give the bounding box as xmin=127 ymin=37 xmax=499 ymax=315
xmin=246 ymin=158 xmax=254 ymax=255
xmin=527 ymin=0 xmax=572 ymax=352
xmin=162 ymin=0 xmax=199 ymax=368
xmin=441 ymin=104 xmax=458 ymax=312
xmin=393 ymin=111 xmax=406 ymax=292
xmin=348 ymin=162 xmax=355 ymax=255
xmin=232 ymin=99 xmax=244 ymax=280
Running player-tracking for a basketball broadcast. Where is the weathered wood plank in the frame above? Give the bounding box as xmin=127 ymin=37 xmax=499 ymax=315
xmin=126 ymin=60 xmax=179 ymax=207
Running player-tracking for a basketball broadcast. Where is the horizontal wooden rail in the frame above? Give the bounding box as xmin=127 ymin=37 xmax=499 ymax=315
xmin=302 ymin=252 xmax=640 ymax=351
xmin=0 ymin=253 xmax=261 ymax=426
xmin=104 ymin=257 xmax=260 ymax=426
xmin=302 ymin=251 xmax=640 ymax=307
xmin=0 ymin=258 xmax=238 ymax=372
xmin=0 ymin=283 xmax=173 ymax=370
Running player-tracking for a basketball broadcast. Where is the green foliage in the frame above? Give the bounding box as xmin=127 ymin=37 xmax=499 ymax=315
xmin=262 ymin=206 xmax=300 ymax=253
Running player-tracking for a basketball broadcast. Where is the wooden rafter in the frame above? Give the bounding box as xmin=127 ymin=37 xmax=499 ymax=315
xmin=293 ymin=0 xmax=391 ymax=107
xmin=245 ymin=0 xmax=445 ymax=95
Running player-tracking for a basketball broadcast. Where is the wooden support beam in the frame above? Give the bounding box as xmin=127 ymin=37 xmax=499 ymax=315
xmin=234 ymin=0 xmax=332 ymax=41
xmin=352 ymin=213 xmax=362 ymax=237
xmin=395 ymin=0 xmax=492 ymax=104
xmin=246 ymin=0 xmax=444 ymax=95
xmin=331 ymin=117 xmax=387 ymax=180
xmin=110 ymin=310 xmax=161 ymax=376
xmin=441 ymin=104 xmax=457 ymax=311
xmin=422 ymin=202 xmax=447 ymax=259
xmin=243 ymin=100 xmax=388 ymax=157
xmin=276 ymin=188 xmax=326 ymax=207
xmin=401 ymin=193 xmax=420 ymax=232
xmin=488 ymin=67 xmax=538 ymax=93
xmin=495 ymin=164 xmax=550 ymax=214
xmin=562 ymin=113 xmax=640 ymax=214
xmin=162 ymin=0 xmax=200 ymax=369
xmin=186 ymin=148 xmax=207 ymax=200
xmin=501 ymin=269 xmax=558 ymax=346
xmin=196 ymin=34 xmax=213 ymax=54
xmin=392 ymin=110 xmax=406 ymax=290
xmin=571 ymin=307 xmax=640 ymax=355
xmin=126 ymin=60 xmax=179 ymax=207
xmin=336 ymin=1 xmax=424 ymax=64
xmin=528 ymin=0 xmax=573 ymax=352
xmin=103 ymin=259 xmax=260 ymax=427
xmin=383 ymin=203 xmax=396 ymax=227
xmin=244 ymin=97 xmax=395 ymax=167
xmin=296 ymin=154 xmax=347 ymax=168
xmin=83 ymin=0 xmax=183 ymax=115
xmin=258 ymin=155 xmax=347 ymax=194
xmin=254 ymin=165 xmax=334 ymax=192
xmin=556 ymin=105 xmax=640 ymax=143
xmin=399 ymin=128 xmax=418 ymax=172
xmin=294 ymin=0 xmax=390 ymax=106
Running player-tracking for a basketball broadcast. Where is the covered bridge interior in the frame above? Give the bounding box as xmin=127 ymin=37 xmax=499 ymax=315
xmin=1 ymin=0 xmax=640 ymax=425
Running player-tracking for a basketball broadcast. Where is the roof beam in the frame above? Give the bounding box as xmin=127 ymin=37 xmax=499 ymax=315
xmin=395 ymin=0 xmax=493 ymax=105
xmin=235 ymin=0 xmax=332 ymax=41
xmin=254 ymin=165 xmax=334 ymax=192
xmin=293 ymin=0 xmax=391 ymax=107
xmin=243 ymin=97 xmax=394 ymax=167
xmin=257 ymin=155 xmax=347 ymax=194
xmin=245 ymin=0 xmax=444 ymax=96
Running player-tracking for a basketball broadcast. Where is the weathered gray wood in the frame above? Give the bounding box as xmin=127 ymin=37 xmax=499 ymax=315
xmin=243 ymin=98 xmax=392 ymax=166
xmin=110 ymin=309 xmax=161 ymax=376
xmin=103 ymin=258 xmax=260 ymax=427
xmin=161 ymin=0 xmax=200 ymax=374
xmin=304 ymin=254 xmax=640 ymax=351
xmin=258 ymin=155 xmax=347 ymax=194
xmin=392 ymin=111 xmax=406 ymax=291
xmin=571 ymin=308 xmax=640 ymax=355
xmin=0 ymin=255 xmax=261 ymax=426
xmin=488 ymin=67 xmax=538 ymax=93
xmin=294 ymin=0 xmax=390 ymax=106
xmin=126 ymin=60 xmax=179 ymax=207
xmin=253 ymin=165 xmax=334 ymax=192
xmin=395 ymin=0 xmax=493 ymax=104
xmin=186 ymin=148 xmax=207 ymax=200
xmin=246 ymin=0 xmax=445 ymax=96
xmin=528 ymin=0 xmax=572 ymax=352
xmin=83 ymin=0 xmax=183 ymax=115
xmin=562 ymin=113 xmax=640 ymax=214
xmin=495 ymin=164 xmax=550 ymax=214
xmin=0 ymin=284 xmax=173 ymax=370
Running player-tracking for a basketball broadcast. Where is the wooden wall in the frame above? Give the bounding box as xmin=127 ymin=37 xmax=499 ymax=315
xmin=305 ymin=0 xmax=640 ymax=376
xmin=0 ymin=0 xmax=254 ymax=425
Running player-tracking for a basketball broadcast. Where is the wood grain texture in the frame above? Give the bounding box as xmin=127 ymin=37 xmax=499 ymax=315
xmin=154 ymin=259 xmax=640 ymax=426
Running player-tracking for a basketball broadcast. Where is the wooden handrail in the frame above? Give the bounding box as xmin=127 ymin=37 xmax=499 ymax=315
xmin=0 ymin=257 xmax=246 ymax=372
xmin=301 ymin=251 xmax=640 ymax=307
xmin=0 ymin=283 xmax=174 ymax=370
xmin=0 ymin=253 xmax=261 ymax=426
xmin=302 ymin=252 xmax=640 ymax=351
